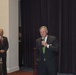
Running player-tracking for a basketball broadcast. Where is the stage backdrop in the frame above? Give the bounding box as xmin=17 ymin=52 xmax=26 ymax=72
xmin=20 ymin=0 xmax=76 ymax=73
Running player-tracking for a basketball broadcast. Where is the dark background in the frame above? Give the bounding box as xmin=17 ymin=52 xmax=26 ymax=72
xmin=20 ymin=0 xmax=76 ymax=74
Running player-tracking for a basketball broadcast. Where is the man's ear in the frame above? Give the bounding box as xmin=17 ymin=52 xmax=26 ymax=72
xmin=46 ymin=30 xmax=48 ymax=34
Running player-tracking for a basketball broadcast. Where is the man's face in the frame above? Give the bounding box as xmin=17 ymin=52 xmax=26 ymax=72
xmin=0 ymin=29 xmax=3 ymax=36
xmin=40 ymin=28 xmax=48 ymax=38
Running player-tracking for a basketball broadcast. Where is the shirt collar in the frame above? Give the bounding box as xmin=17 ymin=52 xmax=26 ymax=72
xmin=41 ymin=35 xmax=48 ymax=42
xmin=45 ymin=35 xmax=48 ymax=42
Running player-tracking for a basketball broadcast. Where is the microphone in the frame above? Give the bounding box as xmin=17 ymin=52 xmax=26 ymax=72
xmin=41 ymin=37 xmax=45 ymax=47
xmin=41 ymin=37 xmax=45 ymax=41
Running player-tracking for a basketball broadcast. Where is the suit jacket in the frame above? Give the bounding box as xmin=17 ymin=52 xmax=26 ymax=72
xmin=36 ymin=35 xmax=59 ymax=69
xmin=0 ymin=36 xmax=9 ymax=51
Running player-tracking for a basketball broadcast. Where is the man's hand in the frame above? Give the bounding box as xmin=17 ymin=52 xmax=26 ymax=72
xmin=41 ymin=41 xmax=48 ymax=47
xmin=0 ymin=50 xmax=6 ymax=53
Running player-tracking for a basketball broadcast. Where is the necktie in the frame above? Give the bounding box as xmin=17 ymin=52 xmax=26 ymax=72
xmin=42 ymin=38 xmax=46 ymax=54
xmin=42 ymin=38 xmax=46 ymax=61
xmin=42 ymin=46 xmax=46 ymax=54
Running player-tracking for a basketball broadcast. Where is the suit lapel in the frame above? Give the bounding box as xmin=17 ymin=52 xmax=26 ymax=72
xmin=47 ymin=35 xmax=50 ymax=44
xmin=47 ymin=35 xmax=53 ymax=44
xmin=39 ymin=38 xmax=43 ymax=53
xmin=1 ymin=37 xmax=5 ymax=45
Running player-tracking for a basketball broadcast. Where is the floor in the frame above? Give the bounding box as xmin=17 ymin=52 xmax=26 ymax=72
xmin=8 ymin=70 xmax=33 ymax=75
xmin=7 ymin=71 xmax=75 ymax=75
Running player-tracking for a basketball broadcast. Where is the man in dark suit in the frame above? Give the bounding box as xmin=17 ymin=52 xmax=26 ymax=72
xmin=0 ymin=29 xmax=9 ymax=75
xmin=36 ymin=26 xmax=59 ymax=75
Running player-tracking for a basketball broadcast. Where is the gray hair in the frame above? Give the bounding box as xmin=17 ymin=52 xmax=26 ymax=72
xmin=39 ymin=26 xmax=48 ymax=31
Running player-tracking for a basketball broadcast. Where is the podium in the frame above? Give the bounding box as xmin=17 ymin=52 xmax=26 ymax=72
xmin=0 ymin=58 xmax=2 ymax=75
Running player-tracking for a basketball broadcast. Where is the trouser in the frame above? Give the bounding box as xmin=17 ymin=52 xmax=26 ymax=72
xmin=0 ymin=53 xmax=7 ymax=75
xmin=37 ymin=60 xmax=57 ymax=75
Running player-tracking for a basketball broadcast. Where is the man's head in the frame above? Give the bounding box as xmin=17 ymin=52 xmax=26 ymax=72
xmin=0 ymin=29 xmax=4 ymax=36
xmin=39 ymin=26 xmax=48 ymax=38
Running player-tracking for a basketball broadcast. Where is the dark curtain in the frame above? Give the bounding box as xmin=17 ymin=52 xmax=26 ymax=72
xmin=20 ymin=0 xmax=76 ymax=73
xmin=59 ymin=0 xmax=76 ymax=74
